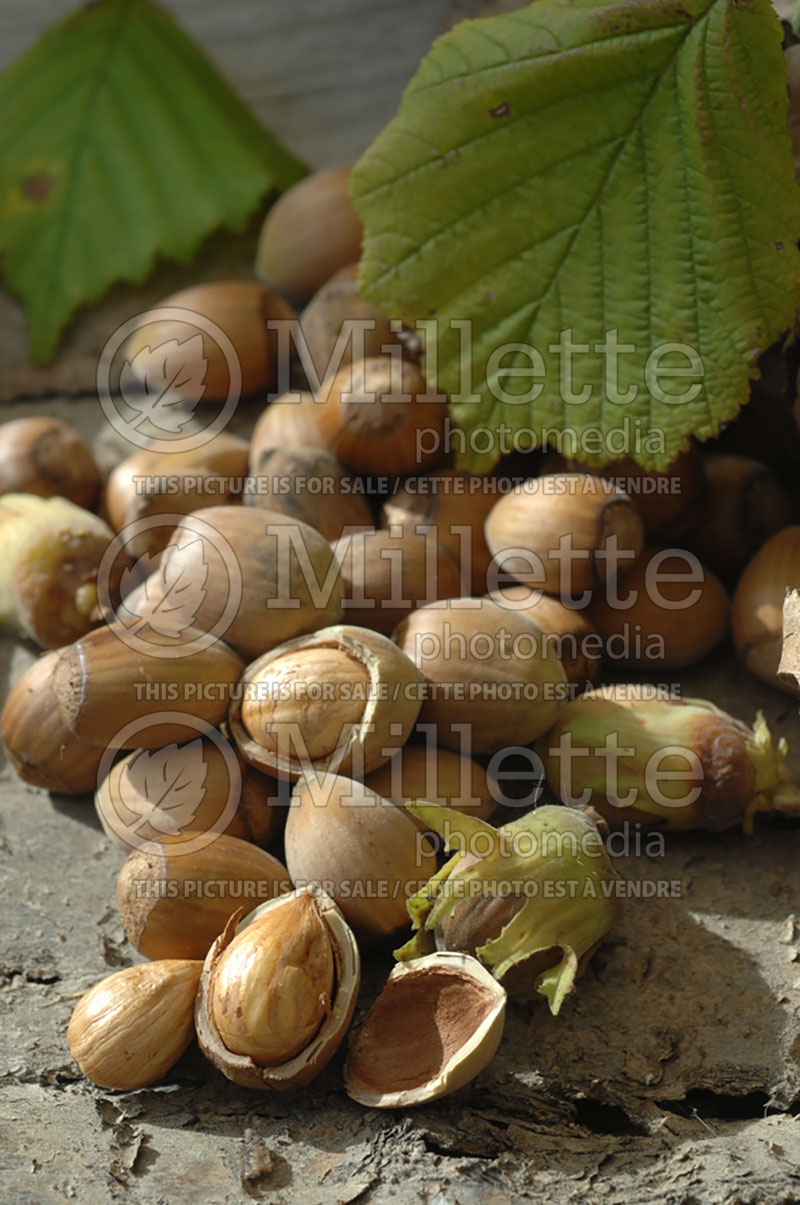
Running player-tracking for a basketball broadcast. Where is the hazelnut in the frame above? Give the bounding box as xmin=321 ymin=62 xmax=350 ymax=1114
xmin=249 ymin=392 xmax=326 ymax=468
xmin=117 ymin=833 xmax=291 ymax=960
xmin=393 ymin=597 xmax=567 ymax=755
xmin=0 ymin=416 xmax=100 ymax=509
xmin=285 ymin=774 xmax=438 ymax=943
xmin=484 ymin=473 xmax=644 ymax=597
xmin=382 ymin=471 xmax=496 ymax=595
xmin=732 ymin=527 xmax=800 ymax=693
xmin=68 ymin=960 xmax=202 ymax=1090
xmin=104 ymin=433 xmax=249 ymax=559
xmin=95 ymin=734 xmax=286 ymax=852
xmin=1 ymin=650 xmax=103 ymax=794
xmin=244 ymin=446 xmax=372 ymax=540
xmin=333 ymin=528 xmax=462 ymax=636
xmin=53 ymin=622 xmax=244 ymax=748
xmin=229 ymin=625 xmax=424 ymax=780
xmin=589 ymin=547 xmax=730 ymax=671
xmin=195 ymin=887 xmax=361 ymax=1088
xmin=0 ymin=494 xmax=122 ymax=648
xmin=255 ymin=166 xmax=363 ymax=300
xmin=315 ymin=355 xmax=446 ymax=476
xmin=363 ymin=743 xmax=497 ymax=827
xmin=124 ymin=281 xmax=295 ymax=401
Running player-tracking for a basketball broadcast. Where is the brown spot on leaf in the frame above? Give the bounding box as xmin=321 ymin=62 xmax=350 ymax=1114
xmin=490 ymin=102 xmax=510 ymax=119
xmin=23 ymin=173 xmax=54 ymax=202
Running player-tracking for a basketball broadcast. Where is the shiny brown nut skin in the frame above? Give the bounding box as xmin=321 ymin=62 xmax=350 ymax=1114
xmin=589 ymin=547 xmax=730 ymax=671
xmin=333 ymin=528 xmax=461 ymax=636
xmin=117 ymin=834 xmax=291 ymax=960
xmin=285 ymin=774 xmax=438 ymax=943
xmin=381 ymin=471 xmax=496 ymax=596
xmin=561 ymin=446 xmax=705 ymax=540
xmin=103 ymin=434 xmax=249 ymax=560
xmin=1 ymin=650 xmax=104 ymax=794
xmin=315 ymin=356 xmax=446 ymax=477
xmin=488 ymin=585 xmax=601 ymax=688
xmin=484 ymin=473 xmax=645 ymax=598
xmin=124 ymin=281 xmax=295 ymax=401
xmin=53 ymin=622 xmax=244 ymax=749
xmin=249 ymin=392 xmax=327 ymax=468
xmin=363 ymin=743 xmax=498 ymax=826
xmin=129 ymin=506 xmax=344 ymax=661
xmin=95 ymin=734 xmax=287 ymax=852
xmin=299 ymin=263 xmax=399 ymax=381
xmin=393 ymin=597 xmax=568 ymax=755
xmin=255 ymin=166 xmax=363 ymax=300
xmin=0 ymin=416 xmax=100 ymax=509
xmin=244 ymin=446 xmax=372 ymax=540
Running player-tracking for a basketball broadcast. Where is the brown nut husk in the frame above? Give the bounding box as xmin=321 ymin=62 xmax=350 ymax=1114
xmin=124 ymin=281 xmax=295 ymax=401
xmin=488 ymin=585 xmax=601 ymax=689
xmin=230 ymin=625 xmax=424 ymax=780
xmin=95 ymin=734 xmax=287 ymax=852
xmin=563 ymin=447 xmax=704 ymax=540
xmin=53 ymin=622 xmax=244 ymax=748
xmin=249 ymin=392 xmax=326 ymax=468
xmin=68 ymin=959 xmax=202 ymax=1090
xmin=195 ymin=886 xmax=360 ymax=1089
xmin=255 ymin=166 xmax=363 ymax=300
xmin=126 ymin=506 xmax=344 ymax=661
xmin=732 ymin=527 xmax=800 ymax=694
xmin=382 ymin=471 xmax=497 ymax=596
xmin=393 ymin=597 xmax=568 ymax=755
xmin=117 ymin=833 xmax=291 ymax=960
xmin=344 ymin=952 xmax=505 ymax=1108
xmin=104 ymin=433 xmax=249 ymax=559
xmin=315 ymin=356 xmax=446 ymax=476
xmin=363 ymin=744 xmax=497 ymax=827
xmin=299 ymin=263 xmax=399 ymax=381
xmin=684 ymin=452 xmax=792 ymax=581
xmin=1 ymin=650 xmax=104 ymax=794
xmin=0 ymin=416 xmax=100 ymax=509
xmin=244 ymin=446 xmax=372 ymax=539
xmin=484 ymin=474 xmax=644 ymax=597
xmin=285 ymin=774 xmax=438 ymax=942
xmin=333 ymin=528 xmax=462 ymax=636
xmin=589 ymin=547 xmax=730 ymax=671
xmin=0 ymin=494 xmax=122 ymax=648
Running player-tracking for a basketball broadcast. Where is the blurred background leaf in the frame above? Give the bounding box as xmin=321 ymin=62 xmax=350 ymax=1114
xmin=0 ymin=0 xmax=306 ymax=364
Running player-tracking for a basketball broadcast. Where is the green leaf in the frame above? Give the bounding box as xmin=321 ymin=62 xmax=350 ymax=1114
xmin=0 ymin=0 xmax=306 ymax=363
xmin=351 ymin=0 xmax=800 ymax=471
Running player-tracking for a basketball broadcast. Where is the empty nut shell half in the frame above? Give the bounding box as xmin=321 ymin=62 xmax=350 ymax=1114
xmin=195 ymin=886 xmax=360 ymax=1090
xmin=229 ymin=625 xmax=425 ymax=780
xmin=344 ymin=952 xmax=505 ymax=1108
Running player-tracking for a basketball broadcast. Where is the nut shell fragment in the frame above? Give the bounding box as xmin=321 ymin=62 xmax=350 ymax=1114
xmin=344 ymin=952 xmax=505 ymax=1108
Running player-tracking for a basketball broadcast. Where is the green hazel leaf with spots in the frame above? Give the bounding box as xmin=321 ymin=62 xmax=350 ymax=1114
xmin=0 ymin=0 xmax=306 ymax=364
xmin=351 ymin=0 xmax=800 ymax=471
